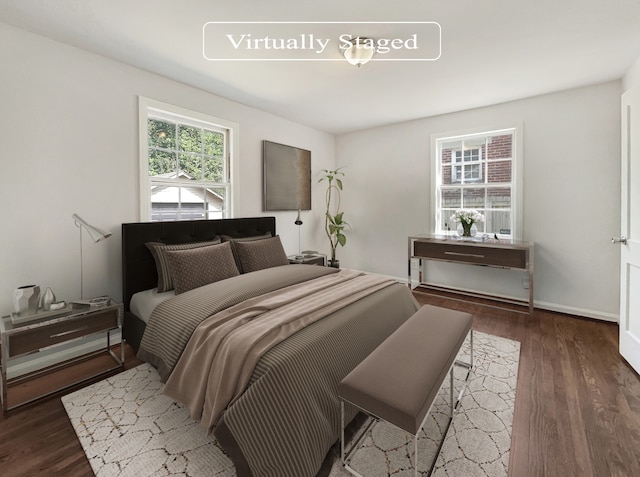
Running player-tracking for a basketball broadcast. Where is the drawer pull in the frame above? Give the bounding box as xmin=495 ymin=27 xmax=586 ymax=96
xmin=50 ymin=326 xmax=89 ymax=338
xmin=444 ymin=252 xmax=485 ymax=259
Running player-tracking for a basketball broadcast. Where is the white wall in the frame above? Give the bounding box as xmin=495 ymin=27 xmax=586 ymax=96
xmin=623 ymin=54 xmax=640 ymax=91
xmin=0 ymin=21 xmax=624 ymax=322
xmin=336 ymin=81 xmax=622 ymax=321
xmin=0 ymin=22 xmax=335 ymax=313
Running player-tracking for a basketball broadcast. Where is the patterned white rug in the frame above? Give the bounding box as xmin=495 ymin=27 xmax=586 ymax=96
xmin=62 ymin=331 xmax=519 ymax=477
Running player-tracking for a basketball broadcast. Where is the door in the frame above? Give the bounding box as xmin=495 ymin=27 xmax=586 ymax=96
xmin=619 ymin=85 xmax=640 ymax=375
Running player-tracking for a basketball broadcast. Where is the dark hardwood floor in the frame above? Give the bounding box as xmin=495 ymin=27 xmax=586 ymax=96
xmin=0 ymin=345 xmax=142 ymax=477
xmin=414 ymin=288 xmax=640 ymax=477
xmin=1 ymin=292 xmax=640 ymax=476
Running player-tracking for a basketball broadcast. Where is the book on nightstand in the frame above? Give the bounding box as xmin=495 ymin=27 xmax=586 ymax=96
xmin=71 ymin=296 xmax=110 ymax=309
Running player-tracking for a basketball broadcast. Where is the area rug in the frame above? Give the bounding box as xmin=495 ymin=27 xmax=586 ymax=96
xmin=62 ymin=332 xmax=519 ymax=477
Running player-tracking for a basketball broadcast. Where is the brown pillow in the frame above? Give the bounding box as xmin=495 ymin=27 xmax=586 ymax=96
xmin=164 ymin=242 xmax=239 ymax=294
xmin=146 ymin=239 xmax=221 ymax=292
xmin=220 ymin=233 xmax=273 ymax=272
xmin=232 ymin=235 xmax=290 ymax=273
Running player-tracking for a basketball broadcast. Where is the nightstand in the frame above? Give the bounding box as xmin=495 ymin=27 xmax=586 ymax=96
xmin=0 ymin=298 xmax=124 ymax=412
xmin=288 ymin=253 xmax=327 ymax=266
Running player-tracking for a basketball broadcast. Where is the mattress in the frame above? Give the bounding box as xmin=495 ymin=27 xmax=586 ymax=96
xmin=129 ymin=287 xmax=174 ymax=323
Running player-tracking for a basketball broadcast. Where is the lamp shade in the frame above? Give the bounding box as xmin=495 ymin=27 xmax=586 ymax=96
xmin=342 ymin=37 xmax=375 ymax=67
xmin=72 ymin=213 xmax=112 ymax=242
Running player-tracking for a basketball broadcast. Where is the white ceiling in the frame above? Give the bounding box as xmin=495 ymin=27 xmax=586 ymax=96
xmin=2 ymin=0 xmax=640 ymax=134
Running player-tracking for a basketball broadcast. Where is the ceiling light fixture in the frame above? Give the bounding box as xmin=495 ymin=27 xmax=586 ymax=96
xmin=341 ymin=37 xmax=375 ymax=68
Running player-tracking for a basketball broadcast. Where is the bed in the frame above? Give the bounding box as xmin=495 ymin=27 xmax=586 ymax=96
xmin=121 ymin=217 xmax=420 ymax=477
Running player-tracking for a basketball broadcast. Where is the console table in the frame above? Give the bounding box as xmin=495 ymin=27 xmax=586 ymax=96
xmin=408 ymin=234 xmax=534 ymax=315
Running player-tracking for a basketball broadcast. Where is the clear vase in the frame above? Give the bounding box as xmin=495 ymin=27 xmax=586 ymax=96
xmin=457 ymin=222 xmax=477 ymax=237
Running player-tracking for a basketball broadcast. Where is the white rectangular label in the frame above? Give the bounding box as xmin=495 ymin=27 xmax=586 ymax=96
xmin=202 ymin=21 xmax=441 ymax=61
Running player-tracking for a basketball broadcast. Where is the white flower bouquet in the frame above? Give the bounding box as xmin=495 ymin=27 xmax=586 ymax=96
xmin=450 ymin=208 xmax=485 ymax=236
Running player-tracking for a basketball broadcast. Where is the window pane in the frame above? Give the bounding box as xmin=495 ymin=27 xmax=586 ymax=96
xmin=463 ymin=163 xmax=482 ymax=182
xmin=180 ymin=203 xmax=206 ymax=220
xmin=179 ymin=153 xmax=202 ymax=180
xmin=180 ymin=185 xmax=205 ymax=207
xmin=486 ymin=134 xmax=513 ymax=160
xmin=487 ymin=187 xmax=511 ymax=209
xmin=148 ymin=119 xmax=175 ymax=149
xmin=440 ymin=209 xmax=458 ymax=233
xmin=441 ymin=140 xmax=462 ymax=164
xmin=151 ymin=203 xmax=179 ymax=222
xmin=178 ymin=125 xmax=202 ymax=153
xmin=485 ymin=210 xmax=511 ymax=235
xmin=487 ymin=160 xmax=511 ymax=183
xmin=442 ymin=164 xmax=453 ymax=184
xmin=441 ymin=188 xmax=461 ymax=209
xmin=148 ymin=150 xmax=176 ymax=176
xmin=150 ymin=184 xmax=180 ymax=221
xmin=207 ymin=187 xmax=226 ymax=219
xmin=204 ymin=156 xmax=224 ymax=182
xmin=150 ymin=184 xmax=209 ymax=221
xmin=204 ymin=130 xmax=224 ymax=156
xmin=151 ymin=184 xmax=179 ymax=208
xmin=463 ymin=188 xmax=485 ymax=209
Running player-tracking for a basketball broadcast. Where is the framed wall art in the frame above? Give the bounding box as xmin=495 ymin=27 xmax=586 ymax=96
xmin=263 ymin=140 xmax=311 ymax=211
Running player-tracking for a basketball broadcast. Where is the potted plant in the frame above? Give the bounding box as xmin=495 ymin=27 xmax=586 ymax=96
xmin=319 ymin=168 xmax=348 ymax=267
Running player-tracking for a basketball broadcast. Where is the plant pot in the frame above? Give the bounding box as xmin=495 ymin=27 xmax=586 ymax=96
xmin=328 ymin=259 xmax=340 ymax=268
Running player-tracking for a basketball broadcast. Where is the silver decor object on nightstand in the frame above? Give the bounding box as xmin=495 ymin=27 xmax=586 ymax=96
xmin=13 ymin=285 xmax=40 ymax=315
xmin=39 ymin=287 xmax=56 ymax=311
xmin=1 ymin=297 xmax=124 ymax=412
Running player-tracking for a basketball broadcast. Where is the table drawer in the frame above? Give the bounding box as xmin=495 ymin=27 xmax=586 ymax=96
xmin=413 ymin=241 xmax=527 ymax=269
xmin=8 ymin=308 xmax=119 ymax=358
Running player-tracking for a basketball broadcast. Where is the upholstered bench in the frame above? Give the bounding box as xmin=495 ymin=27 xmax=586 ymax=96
xmin=338 ymin=304 xmax=473 ymax=477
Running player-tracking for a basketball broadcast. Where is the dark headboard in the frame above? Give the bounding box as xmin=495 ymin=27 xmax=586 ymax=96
xmin=121 ymin=217 xmax=276 ymax=311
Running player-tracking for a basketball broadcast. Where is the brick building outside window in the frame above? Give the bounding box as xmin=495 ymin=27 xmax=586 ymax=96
xmin=432 ymin=127 xmax=522 ymax=238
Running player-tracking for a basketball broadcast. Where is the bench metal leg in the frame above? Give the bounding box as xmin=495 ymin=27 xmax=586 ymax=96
xmin=341 ymin=401 xmax=378 ymax=477
xmin=454 ymin=329 xmax=474 ymax=411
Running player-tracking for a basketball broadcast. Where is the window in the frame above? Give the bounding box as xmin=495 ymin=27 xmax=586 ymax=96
xmin=138 ymin=97 xmax=238 ymax=221
xmin=431 ymin=126 xmax=523 ymax=239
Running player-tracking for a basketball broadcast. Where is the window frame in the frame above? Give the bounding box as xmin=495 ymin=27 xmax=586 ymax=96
xmin=138 ymin=96 xmax=239 ymax=221
xmin=430 ymin=124 xmax=524 ymax=239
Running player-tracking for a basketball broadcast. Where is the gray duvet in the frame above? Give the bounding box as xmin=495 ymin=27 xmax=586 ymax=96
xmin=137 ymin=265 xmax=420 ymax=477
xmin=137 ymin=265 xmax=339 ymax=380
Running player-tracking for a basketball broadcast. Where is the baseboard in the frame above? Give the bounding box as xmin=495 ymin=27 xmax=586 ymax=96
xmin=532 ymin=301 xmax=619 ymax=323
xmin=395 ymin=276 xmax=620 ymax=323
